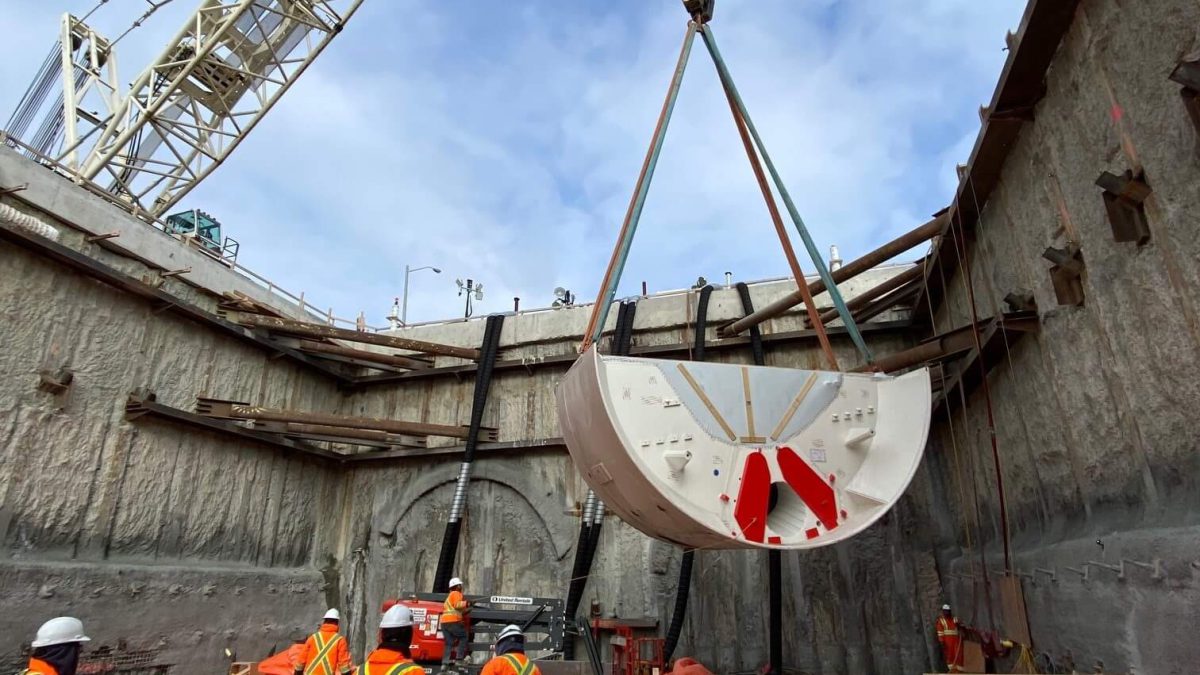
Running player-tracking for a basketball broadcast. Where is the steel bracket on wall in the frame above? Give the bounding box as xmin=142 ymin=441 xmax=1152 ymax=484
xmin=1042 ymin=244 xmax=1085 ymax=307
xmin=1169 ymin=57 xmax=1200 ymax=146
xmin=1095 ymin=170 xmax=1152 ymax=246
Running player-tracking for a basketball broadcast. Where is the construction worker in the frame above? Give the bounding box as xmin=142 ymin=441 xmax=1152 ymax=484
xmin=935 ymin=604 xmax=964 ymax=673
xmin=359 ymin=605 xmax=424 ymax=675
xmin=22 ymin=617 xmax=90 ymax=675
xmin=295 ymin=609 xmax=352 ymax=675
xmin=480 ymin=625 xmax=541 ymax=675
xmin=441 ymin=577 xmax=471 ymax=668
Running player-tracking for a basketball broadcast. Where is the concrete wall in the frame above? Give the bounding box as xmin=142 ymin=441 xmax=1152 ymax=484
xmin=926 ymin=1 xmax=1200 ymax=673
xmin=0 ymin=239 xmax=345 ymax=673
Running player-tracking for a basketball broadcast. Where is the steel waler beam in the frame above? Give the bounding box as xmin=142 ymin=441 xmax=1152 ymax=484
xmin=195 ymin=398 xmax=497 ymax=441
xmin=720 ymin=214 xmax=947 ymax=336
xmin=809 ymin=263 xmax=926 ymax=326
xmin=849 ymin=282 xmax=923 ymax=326
xmin=293 ymin=339 xmax=433 ymax=370
xmin=232 ymin=312 xmax=481 ymax=360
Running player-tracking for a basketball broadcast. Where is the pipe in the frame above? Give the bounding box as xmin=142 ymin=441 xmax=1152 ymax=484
xmin=720 ymin=215 xmax=946 ymax=337
xmin=432 ymin=313 xmax=505 ymax=592
xmin=809 ymin=264 xmax=925 ymax=326
xmin=663 ymin=285 xmax=712 ymax=662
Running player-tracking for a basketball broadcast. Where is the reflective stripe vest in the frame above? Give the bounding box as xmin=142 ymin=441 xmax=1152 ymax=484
xmin=359 ymin=659 xmax=425 ymax=675
xmin=936 ymin=616 xmax=960 ymax=639
xmin=442 ymin=590 xmax=466 ymax=623
xmin=304 ymin=629 xmax=349 ymax=675
xmin=501 ymin=653 xmax=537 ymax=675
xmin=481 ymin=652 xmax=541 ymax=675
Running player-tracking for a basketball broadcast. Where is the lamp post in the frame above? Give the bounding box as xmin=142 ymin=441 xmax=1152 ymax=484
xmin=402 ymin=264 xmax=441 ymax=326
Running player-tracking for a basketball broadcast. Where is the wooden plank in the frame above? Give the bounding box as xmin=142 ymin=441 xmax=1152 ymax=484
xmin=770 ymin=372 xmax=818 ymax=440
xmin=999 ymin=574 xmax=1033 ymax=647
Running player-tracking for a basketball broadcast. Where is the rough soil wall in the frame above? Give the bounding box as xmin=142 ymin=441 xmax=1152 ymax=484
xmin=0 ymin=242 xmax=345 ymax=673
xmin=926 ymin=1 xmax=1200 ymax=673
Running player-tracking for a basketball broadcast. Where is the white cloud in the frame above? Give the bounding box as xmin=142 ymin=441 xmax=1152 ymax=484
xmin=1 ymin=0 xmax=1026 ymax=325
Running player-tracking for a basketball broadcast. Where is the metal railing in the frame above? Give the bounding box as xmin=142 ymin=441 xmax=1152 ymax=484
xmin=2 ymin=129 xmax=385 ymax=332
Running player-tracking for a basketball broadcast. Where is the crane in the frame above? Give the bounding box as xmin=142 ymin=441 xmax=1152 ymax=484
xmin=4 ymin=0 xmax=363 ymax=225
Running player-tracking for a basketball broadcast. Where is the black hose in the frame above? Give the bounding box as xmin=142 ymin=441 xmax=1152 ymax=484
xmin=432 ymin=314 xmax=505 ymax=592
xmin=662 ymin=285 xmax=713 ymax=662
xmin=736 ymin=283 xmax=781 ymax=675
xmin=563 ymin=300 xmax=637 ymax=658
xmin=735 ymin=282 xmax=766 ymax=367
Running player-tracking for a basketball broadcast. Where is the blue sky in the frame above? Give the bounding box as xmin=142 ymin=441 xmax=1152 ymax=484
xmin=1 ymin=0 xmax=1026 ymax=325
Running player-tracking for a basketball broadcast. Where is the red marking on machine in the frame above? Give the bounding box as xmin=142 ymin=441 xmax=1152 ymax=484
xmin=777 ymin=446 xmax=840 ymax=531
xmin=733 ymin=451 xmax=771 ymax=542
xmin=805 ymin=528 xmax=820 ymax=540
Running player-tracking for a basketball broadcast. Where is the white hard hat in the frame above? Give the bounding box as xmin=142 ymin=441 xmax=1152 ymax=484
xmin=497 ymin=625 xmax=523 ymax=641
xmin=449 ymin=577 xmax=463 ymax=588
xmin=323 ymin=608 xmax=340 ymax=621
xmin=32 ymin=617 xmax=91 ymax=647
xmin=942 ymin=604 xmax=951 ymax=611
xmin=380 ymin=605 xmax=413 ymax=628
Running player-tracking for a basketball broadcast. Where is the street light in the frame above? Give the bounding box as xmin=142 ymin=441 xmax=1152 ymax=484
xmin=402 ymin=264 xmax=441 ymax=326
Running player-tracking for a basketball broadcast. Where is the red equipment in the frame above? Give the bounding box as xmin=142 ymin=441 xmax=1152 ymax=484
xmin=382 ymin=597 xmax=469 ymax=663
xmin=600 ymin=623 xmax=664 ymax=675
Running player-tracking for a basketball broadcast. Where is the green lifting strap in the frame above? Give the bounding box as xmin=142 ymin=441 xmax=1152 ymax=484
xmin=587 ymin=20 xmax=698 ymax=347
xmin=699 ymin=26 xmax=875 ymax=364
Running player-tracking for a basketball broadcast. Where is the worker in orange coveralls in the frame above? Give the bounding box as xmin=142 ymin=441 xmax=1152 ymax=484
xmin=480 ymin=625 xmax=541 ymax=675
xmin=295 ymin=608 xmax=352 ymax=675
xmin=22 ymin=617 xmax=90 ymax=675
xmin=359 ymin=605 xmax=425 ymax=675
xmin=935 ymin=604 xmax=965 ymax=673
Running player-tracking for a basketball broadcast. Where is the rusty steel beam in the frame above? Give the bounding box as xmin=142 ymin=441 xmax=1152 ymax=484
xmin=721 ymin=215 xmax=946 ymax=336
xmin=294 ymin=339 xmax=433 ymax=370
xmin=810 ymin=263 xmax=925 ymax=326
xmin=125 ymin=392 xmax=343 ymax=461
xmin=348 ymin=320 xmax=912 ymax=387
xmin=250 ymin=421 xmax=429 ymax=448
xmin=854 ymin=311 xmax=1037 ymax=374
xmin=233 ymin=312 xmax=481 ymax=360
xmin=195 ymin=397 xmax=496 ymax=441
xmin=850 ymin=282 xmax=923 ymax=326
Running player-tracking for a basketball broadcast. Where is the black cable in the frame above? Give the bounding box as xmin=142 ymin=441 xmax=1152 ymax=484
xmin=663 ymin=284 xmax=713 ymax=663
xmin=431 ymin=314 xmax=505 ymax=592
xmin=735 ymin=282 xmax=781 ymax=675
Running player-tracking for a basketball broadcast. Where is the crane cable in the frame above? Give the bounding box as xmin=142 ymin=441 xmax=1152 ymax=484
xmin=579 ymin=15 xmax=873 ymax=369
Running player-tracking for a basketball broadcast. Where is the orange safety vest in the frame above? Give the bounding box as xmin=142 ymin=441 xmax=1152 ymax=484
xmin=358 ymin=648 xmax=425 ymax=675
xmin=303 ymin=626 xmax=351 ymax=675
xmin=481 ymin=652 xmax=540 ymax=675
xmin=442 ymin=590 xmax=466 ymax=623
xmin=936 ymin=616 xmax=963 ymax=670
xmin=22 ymin=658 xmax=58 ymax=675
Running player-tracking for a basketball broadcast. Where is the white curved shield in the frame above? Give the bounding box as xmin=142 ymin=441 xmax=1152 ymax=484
xmin=556 ymin=347 xmax=932 ymax=550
